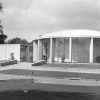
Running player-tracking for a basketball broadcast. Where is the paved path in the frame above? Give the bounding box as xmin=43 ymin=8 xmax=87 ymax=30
xmin=0 ymin=73 xmax=100 ymax=87
xmin=1 ymin=63 xmax=100 ymax=74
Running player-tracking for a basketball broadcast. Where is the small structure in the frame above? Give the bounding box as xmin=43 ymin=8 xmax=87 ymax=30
xmin=33 ymin=29 xmax=100 ymax=63
xmin=0 ymin=44 xmax=33 ymax=62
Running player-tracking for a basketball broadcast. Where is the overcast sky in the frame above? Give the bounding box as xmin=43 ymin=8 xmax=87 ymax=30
xmin=1 ymin=0 xmax=100 ymax=41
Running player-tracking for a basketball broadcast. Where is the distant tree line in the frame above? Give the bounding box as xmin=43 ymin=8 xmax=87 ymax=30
xmin=7 ymin=37 xmax=31 ymax=45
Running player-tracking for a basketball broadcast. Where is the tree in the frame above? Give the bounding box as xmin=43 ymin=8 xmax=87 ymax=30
xmin=0 ymin=33 xmax=7 ymax=44
xmin=20 ymin=39 xmax=28 ymax=44
xmin=0 ymin=2 xmax=3 ymax=11
xmin=7 ymin=37 xmax=29 ymax=44
xmin=8 ymin=38 xmax=21 ymax=44
xmin=0 ymin=2 xmax=7 ymax=44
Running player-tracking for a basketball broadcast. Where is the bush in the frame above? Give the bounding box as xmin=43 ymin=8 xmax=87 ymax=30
xmin=95 ymin=56 xmax=100 ymax=63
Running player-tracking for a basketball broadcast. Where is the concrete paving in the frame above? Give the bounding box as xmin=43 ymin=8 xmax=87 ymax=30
xmin=1 ymin=62 xmax=100 ymax=74
xmin=0 ymin=73 xmax=100 ymax=86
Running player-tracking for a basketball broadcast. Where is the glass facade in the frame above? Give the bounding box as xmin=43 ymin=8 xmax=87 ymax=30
xmin=54 ymin=38 xmax=69 ymax=62
xmin=53 ymin=38 xmax=90 ymax=63
xmin=93 ymin=38 xmax=100 ymax=63
xmin=38 ymin=37 xmax=100 ymax=63
xmin=72 ymin=38 xmax=90 ymax=63
xmin=42 ymin=39 xmax=50 ymax=61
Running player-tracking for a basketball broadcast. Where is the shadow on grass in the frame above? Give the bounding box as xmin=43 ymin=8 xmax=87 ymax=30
xmin=0 ymin=90 xmax=99 ymax=100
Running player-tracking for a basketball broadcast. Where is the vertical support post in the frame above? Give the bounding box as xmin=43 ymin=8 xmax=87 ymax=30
xmin=28 ymin=46 xmax=30 ymax=62
xmin=49 ymin=38 xmax=53 ymax=63
xmin=58 ymin=39 xmax=59 ymax=61
xmin=64 ymin=38 xmax=65 ymax=57
xmin=52 ymin=39 xmax=55 ymax=62
xmin=69 ymin=37 xmax=72 ymax=62
xmin=90 ymin=38 xmax=93 ymax=63
xmin=38 ymin=39 xmax=40 ymax=61
xmin=33 ymin=40 xmax=38 ymax=62
xmin=27 ymin=46 xmax=30 ymax=62
xmin=32 ymin=41 xmax=34 ymax=62
xmin=38 ymin=39 xmax=42 ymax=61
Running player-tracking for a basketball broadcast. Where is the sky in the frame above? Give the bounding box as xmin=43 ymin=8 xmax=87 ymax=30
xmin=1 ymin=0 xmax=100 ymax=42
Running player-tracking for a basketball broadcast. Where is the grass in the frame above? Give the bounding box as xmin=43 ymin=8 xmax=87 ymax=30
xmin=0 ymin=76 xmax=100 ymax=99
xmin=0 ymin=79 xmax=100 ymax=94
xmin=0 ymin=90 xmax=98 ymax=100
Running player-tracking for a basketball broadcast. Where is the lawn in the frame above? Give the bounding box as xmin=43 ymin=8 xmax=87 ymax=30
xmin=0 ymin=90 xmax=99 ymax=100
xmin=0 ymin=79 xmax=100 ymax=94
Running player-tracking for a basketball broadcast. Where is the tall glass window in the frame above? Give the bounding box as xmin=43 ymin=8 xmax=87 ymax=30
xmin=93 ymin=38 xmax=100 ymax=63
xmin=54 ymin=38 xmax=69 ymax=62
xmin=42 ymin=39 xmax=50 ymax=61
xmin=72 ymin=38 xmax=90 ymax=63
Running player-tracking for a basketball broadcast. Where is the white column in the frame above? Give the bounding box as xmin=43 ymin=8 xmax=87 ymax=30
xmin=69 ymin=37 xmax=72 ymax=62
xmin=90 ymin=38 xmax=93 ymax=63
xmin=49 ymin=38 xmax=53 ymax=62
xmin=52 ymin=39 xmax=55 ymax=62
xmin=33 ymin=40 xmax=38 ymax=62
xmin=38 ymin=39 xmax=40 ymax=61
xmin=38 ymin=39 xmax=43 ymax=61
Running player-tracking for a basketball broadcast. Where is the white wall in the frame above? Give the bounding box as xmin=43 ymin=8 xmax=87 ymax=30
xmin=0 ymin=45 xmax=6 ymax=60
xmin=0 ymin=44 xmax=20 ymax=61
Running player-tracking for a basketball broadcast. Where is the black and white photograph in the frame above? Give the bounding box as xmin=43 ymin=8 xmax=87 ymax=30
xmin=0 ymin=0 xmax=100 ymax=100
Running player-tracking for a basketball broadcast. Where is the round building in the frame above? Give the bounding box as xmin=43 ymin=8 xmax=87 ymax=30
xmin=33 ymin=29 xmax=100 ymax=63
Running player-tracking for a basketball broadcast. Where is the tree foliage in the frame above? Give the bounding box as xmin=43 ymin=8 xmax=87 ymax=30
xmin=0 ymin=2 xmax=3 ymax=11
xmin=0 ymin=2 xmax=7 ymax=44
xmin=7 ymin=37 xmax=29 ymax=44
xmin=0 ymin=33 xmax=7 ymax=44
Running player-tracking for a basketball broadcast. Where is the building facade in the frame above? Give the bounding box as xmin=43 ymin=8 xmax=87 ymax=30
xmin=33 ymin=30 xmax=100 ymax=63
xmin=0 ymin=44 xmax=33 ymax=62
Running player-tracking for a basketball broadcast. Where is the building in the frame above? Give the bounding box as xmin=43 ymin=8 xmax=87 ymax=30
xmin=33 ymin=29 xmax=100 ymax=63
xmin=0 ymin=44 xmax=33 ymax=62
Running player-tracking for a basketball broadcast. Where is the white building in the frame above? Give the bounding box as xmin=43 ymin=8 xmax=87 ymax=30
xmin=0 ymin=44 xmax=33 ymax=62
xmin=33 ymin=29 xmax=100 ymax=63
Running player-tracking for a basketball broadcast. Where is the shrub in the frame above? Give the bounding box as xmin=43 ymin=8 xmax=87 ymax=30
xmin=95 ymin=56 xmax=100 ymax=63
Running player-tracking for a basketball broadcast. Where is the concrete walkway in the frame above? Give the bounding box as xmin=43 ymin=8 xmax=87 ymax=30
xmin=1 ymin=62 xmax=100 ymax=74
xmin=0 ymin=73 xmax=100 ymax=86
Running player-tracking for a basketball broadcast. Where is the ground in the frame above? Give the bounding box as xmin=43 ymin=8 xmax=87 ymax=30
xmin=1 ymin=90 xmax=99 ymax=100
xmin=0 ymin=62 xmax=100 ymax=99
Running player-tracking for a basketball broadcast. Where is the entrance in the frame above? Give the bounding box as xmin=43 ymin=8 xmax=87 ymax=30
xmin=42 ymin=39 xmax=50 ymax=62
xmin=20 ymin=45 xmax=33 ymax=62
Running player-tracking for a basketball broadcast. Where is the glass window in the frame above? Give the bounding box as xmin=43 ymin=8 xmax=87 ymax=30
xmin=93 ymin=38 xmax=100 ymax=63
xmin=54 ymin=38 xmax=69 ymax=63
xmin=72 ymin=38 xmax=90 ymax=63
